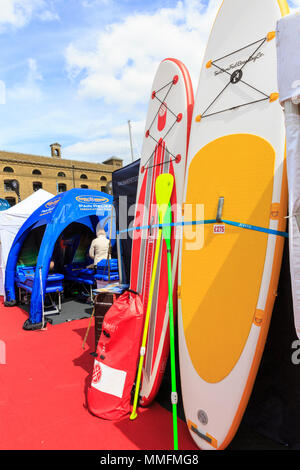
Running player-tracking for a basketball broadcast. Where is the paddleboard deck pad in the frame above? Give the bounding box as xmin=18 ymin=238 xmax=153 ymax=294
xmin=130 ymin=58 xmax=194 ymax=406
xmin=178 ymin=0 xmax=289 ymax=450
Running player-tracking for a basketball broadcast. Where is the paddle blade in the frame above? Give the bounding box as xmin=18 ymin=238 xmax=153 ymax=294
xmin=162 ymin=202 xmax=172 ymax=248
xmin=155 ymin=174 xmax=174 ymax=223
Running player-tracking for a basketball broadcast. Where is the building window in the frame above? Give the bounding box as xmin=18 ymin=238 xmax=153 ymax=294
xmin=80 ymin=174 xmax=88 ymax=179
xmin=4 ymin=179 xmax=17 ymax=192
xmin=101 ymin=186 xmax=106 ymax=192
xmin=81 ymin=184 xmax=88 ymax=189
xmin=32 ymin=169 xmax=42 ymax=175
xmin=100 ymin=176 xmax=107 ymax=182
xmin=5 ymin=197 xmax=16 ymax=207
xmin=58 ymin=183 xmax=67 ymax=193
xmin=57 ymin=172 xmax=66 ymax=178
xmin=33 ymin=181 xmax=42 ymax=191
xmin=3 ymin=166 xmax=14 ymax=173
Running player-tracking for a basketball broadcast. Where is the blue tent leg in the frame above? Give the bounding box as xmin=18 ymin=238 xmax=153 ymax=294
xmin=4 ymin=299 xmax=17 ymax=307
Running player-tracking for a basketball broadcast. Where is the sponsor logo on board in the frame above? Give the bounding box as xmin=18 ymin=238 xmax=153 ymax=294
xmin=157 ymin=102 xmax=167 ymax=131
xmin=214 ymin=52 xmax=264 ymax=76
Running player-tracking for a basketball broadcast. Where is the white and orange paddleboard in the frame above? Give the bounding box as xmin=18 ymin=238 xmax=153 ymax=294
xmin=130 ymin=58 xmax=194 ymax=406
xmin=178 ymin=0 xmax=289 ymax=450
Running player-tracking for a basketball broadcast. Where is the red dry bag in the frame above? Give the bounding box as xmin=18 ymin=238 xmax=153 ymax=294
xmin=87 ymin=290 xmax=144 ymax=420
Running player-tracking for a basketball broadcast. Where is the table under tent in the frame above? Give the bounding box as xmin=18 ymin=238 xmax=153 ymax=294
xmin=4 ymin=189 xmax=118 ymax=330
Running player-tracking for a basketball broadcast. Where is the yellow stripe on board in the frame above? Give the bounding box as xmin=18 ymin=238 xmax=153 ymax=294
xmin=181 ymin=134 xmax=276 ymax=384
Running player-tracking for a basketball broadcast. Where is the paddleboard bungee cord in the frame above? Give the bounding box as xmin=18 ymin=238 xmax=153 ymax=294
xmin=196 ymin=31 xmax=278 ymax=122
xmin=142 ymin=75 xmax=183 ymax=172
xmin=118 ymin=220 xmax=288 ymax=239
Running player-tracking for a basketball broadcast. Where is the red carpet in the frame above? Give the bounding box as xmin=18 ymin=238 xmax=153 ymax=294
xmin=0 ymin=300 xmax=197 ymax=450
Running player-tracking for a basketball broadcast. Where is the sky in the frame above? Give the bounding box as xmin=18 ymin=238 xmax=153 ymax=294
xmin=0 ymin=0 xmax=299 ymax=166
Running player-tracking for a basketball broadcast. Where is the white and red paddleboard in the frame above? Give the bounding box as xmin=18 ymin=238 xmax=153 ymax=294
xmin=130 ymin=58 xmax=194 ymax=406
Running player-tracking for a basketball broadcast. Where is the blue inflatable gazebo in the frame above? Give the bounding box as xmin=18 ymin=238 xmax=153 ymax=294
xmin=4 ymin=189 xmax=113 ymax=330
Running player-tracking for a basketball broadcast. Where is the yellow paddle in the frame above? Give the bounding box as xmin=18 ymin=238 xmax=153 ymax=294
xmin=130 ymin=173 xmax=174 ymax=420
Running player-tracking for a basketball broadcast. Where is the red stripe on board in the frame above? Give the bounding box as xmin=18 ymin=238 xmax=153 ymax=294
xmin=141 ymin=138 xmax=165 ymax=312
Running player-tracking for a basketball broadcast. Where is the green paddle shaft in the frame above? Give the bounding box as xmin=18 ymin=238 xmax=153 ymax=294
xmin=162 ymin=203 xmax=178 ymax=450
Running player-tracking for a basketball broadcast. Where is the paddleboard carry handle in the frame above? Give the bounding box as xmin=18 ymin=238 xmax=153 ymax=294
xmin=216 ymin=197 xmax=224 ymax=223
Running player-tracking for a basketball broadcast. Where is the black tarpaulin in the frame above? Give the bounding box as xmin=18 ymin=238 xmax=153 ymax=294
xmin=244 ymin=239 xmax=300 ymax=448
xmin=112 ymin=159 xmax=140 ymax=284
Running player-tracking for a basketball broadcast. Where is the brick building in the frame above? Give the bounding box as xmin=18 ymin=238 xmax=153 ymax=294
xmin=0 ymin=143 xmax=123 ymax=205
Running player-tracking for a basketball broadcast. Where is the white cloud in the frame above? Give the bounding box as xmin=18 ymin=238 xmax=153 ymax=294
xmin=0 ymin=0 xmax=59 ymax=30
xmin=64 ymin=136 xmax=131 ymax=161
xmin=62 ymin=0 xmax=221 ymax=162
xmin=82 ymin=0 xmax=112 ymax=6
xmin=288 ymin=0 xmax=300 ymax=13
xmin=38 ymin=10 xmax=60 ymax=22
xmin=65 ymin=0 xmax=221 ymax=108
xmin=7 ymin=58 xmax=43 ymax=102
xmin=63 ymin=119 xmax=144 ymax=164
xmin=0 ymin=0 xmax=40 ymax=27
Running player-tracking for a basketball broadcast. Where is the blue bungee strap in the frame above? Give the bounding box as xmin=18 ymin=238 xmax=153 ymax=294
xmin=117 ymin=219 xmax=217 ymax=235
xmin=222 ymin=219 xmax=288 ymax=238
xmin=117 ymin=219 xmax=288 ymax=238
